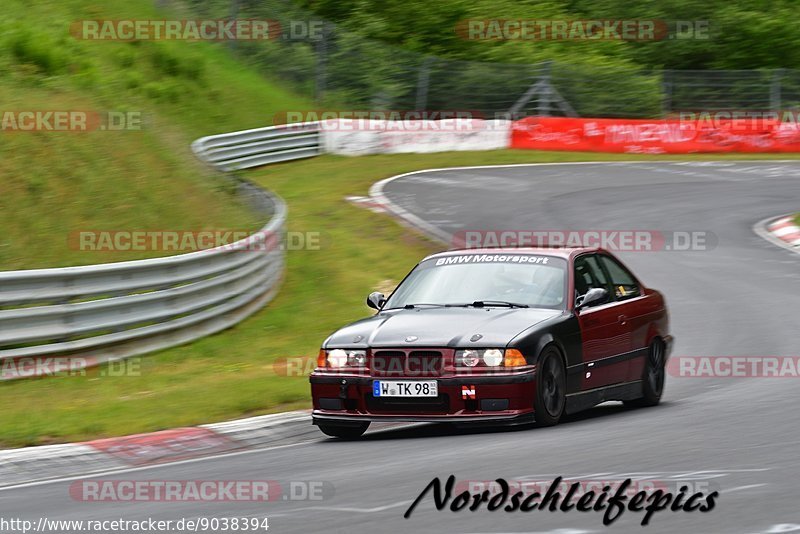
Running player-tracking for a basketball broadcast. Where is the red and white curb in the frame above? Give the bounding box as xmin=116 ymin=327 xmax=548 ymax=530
xmin=0 ymin=411 xmax=423 ymax=489
xmin=0 ymin=411 xmax=315 ymax=489
xmin=345 ymin=195 xmax=387 ymax=214
xmin=755 ymin=214 xmax=800 ymax=255
xmin=768 ymin=216 xmax=800 ymax=248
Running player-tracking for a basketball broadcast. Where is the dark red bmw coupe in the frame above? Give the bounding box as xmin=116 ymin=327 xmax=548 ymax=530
xmin=310 ymin=247 xmax=672 ymax=439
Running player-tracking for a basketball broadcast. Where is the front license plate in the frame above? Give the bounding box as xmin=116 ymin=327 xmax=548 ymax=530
xmin=372 ymin=380 xmax=438 ymax=397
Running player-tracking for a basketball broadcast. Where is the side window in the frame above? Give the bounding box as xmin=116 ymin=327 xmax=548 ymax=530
xmin=584 ymin=256 xmax=609 ymax=288
xmin=599 ymin=255 xmax=641 ymax=300
xmin=574 ymin=255 xmax=610 ymax=301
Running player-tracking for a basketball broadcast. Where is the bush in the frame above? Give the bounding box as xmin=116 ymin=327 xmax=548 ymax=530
xmin=143 ymin=80 xmax=181 ymax=103
xmin=148 ymin=45 xmax=206 ymax=82
xmin=150 ymin=46 xmax=182 ymax=76
xmin=7 ymin=27 xmax=68 ymax=75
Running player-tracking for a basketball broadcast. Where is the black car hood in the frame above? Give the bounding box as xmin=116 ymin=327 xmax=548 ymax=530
xmin=324 ymin=307 xmax=562 ymax=348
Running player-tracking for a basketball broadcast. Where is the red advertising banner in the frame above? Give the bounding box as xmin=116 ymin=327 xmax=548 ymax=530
xmin=511 ymin=115 xmax=800 ymax=153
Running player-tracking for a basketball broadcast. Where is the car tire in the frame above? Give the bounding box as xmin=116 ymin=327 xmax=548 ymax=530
xmin=625 ymin=339 xmax=666 ymax=408
xmin=534 ymin=347 xmax=566 ymax=427
xmin=317 ymin=422 xmax=370 ymax=439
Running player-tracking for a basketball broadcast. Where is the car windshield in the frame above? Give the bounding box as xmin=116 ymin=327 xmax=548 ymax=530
xmin=384 ymin=253 xmax=567 ymax=310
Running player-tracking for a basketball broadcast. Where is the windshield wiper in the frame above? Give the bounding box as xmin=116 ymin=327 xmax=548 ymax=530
xmin=383 ymin=302 xmax=482 ymax=310
xmin=468 ymin=300 xmax=529 ymax=308
xmin=385 ymin=301 xmax=529 ymax=310
xmin=382 ymin=303 xmax=451 ymax=310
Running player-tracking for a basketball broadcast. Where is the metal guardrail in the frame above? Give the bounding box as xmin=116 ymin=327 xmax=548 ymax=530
xmin=0 ymin=123 xmax=322 ymax=380
xmin=192 ymin=122 xmax=321 ymax=172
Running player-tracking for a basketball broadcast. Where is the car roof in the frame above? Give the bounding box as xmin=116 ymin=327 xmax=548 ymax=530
xmin=423 ymin=247 xmax=604 ymax=262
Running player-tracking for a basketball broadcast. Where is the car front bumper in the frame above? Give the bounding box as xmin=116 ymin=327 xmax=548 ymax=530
xmin=310 ymin=371 xmax=536 ymax=425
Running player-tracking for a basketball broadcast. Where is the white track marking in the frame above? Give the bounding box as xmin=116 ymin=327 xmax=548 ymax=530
xmin=265 ymin=500 xmax=412 ymax=516
xmin=464 ymin=530 xmax=594 ymax=534
xmin=0 ymin=439 xmax=318 ymax=493
xmin=725 ymin=484 xmax=768 ymax=493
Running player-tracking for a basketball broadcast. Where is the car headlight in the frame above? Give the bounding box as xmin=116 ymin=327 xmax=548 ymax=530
xmin=458 ymin=349 xmax=481 ymax=367
xmin=347 ymin=350 xmax=367 ymax=367
xmin=319 ymin=349 xmax=367 ymax=369
xmin=327 ymin=349 xmax=348 ymax=368
xmin=483 ymin=348 xmax=504 ymax=366
xmin=455 ymin=348 xmax=527 ymax=368
xmin=456 ymin=348 xmax=504 ymax=368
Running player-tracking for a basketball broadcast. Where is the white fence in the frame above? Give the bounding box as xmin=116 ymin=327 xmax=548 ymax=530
xmin=319 ymin=119 xmax=511 ymax=156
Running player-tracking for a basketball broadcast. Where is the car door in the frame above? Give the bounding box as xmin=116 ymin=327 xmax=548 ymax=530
xmin=596 ymin=254 xmax=652 ymax=382
xmin=574 ymin=254 xmax=632 ymax=390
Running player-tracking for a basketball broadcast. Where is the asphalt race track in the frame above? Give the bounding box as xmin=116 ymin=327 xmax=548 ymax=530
xmin=3 ymin=161 xmax=799 ymax=534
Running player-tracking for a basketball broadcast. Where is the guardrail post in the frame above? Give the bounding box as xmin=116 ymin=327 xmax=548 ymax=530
xmin=228 ymin=0 xmax=239 ymax=50
xmin=415 ymin=57 xmax=433 ymax=111
xmin=662 ymin=70 xmax=672 ymax=118
xmin=537 ymin=61 xmax=552 ymax=117
xmin=771 ymin=69 xmax=784 ymax=113
xmin=314 ymin=22 xmax=329 ymax=103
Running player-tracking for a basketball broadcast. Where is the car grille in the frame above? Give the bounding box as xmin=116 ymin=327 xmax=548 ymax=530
xmin=371 ymin=350 xmax=444 ymax=377
xmin=371 ymin=351 xmax=406 ymax=376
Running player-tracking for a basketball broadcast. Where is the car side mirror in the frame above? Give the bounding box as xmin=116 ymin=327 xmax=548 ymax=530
xmin=366 ymin=291 xmax=386 ymax=310
xmin=576 ymin=287 xmax=608 ymax=311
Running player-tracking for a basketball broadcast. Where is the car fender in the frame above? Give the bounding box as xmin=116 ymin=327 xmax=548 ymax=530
xmin=509 ymin=314 xmax=583 ymax=394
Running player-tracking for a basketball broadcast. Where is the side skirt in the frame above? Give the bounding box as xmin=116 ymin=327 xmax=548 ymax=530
xmin=565 ymin=381 xmax=642 ymax=415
